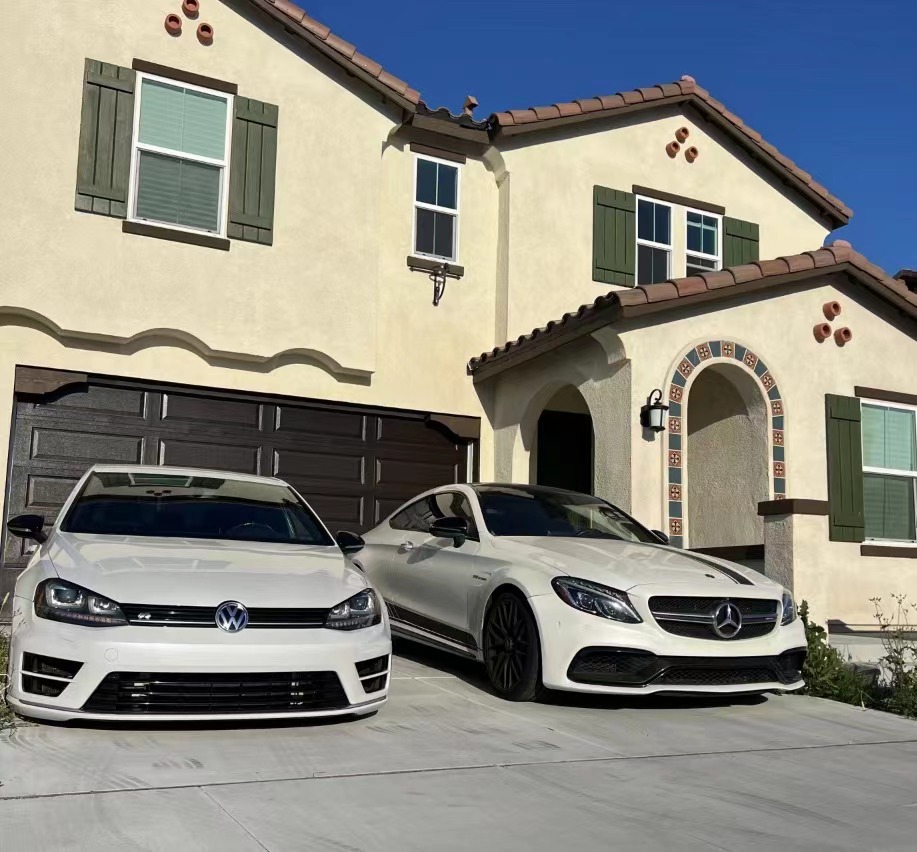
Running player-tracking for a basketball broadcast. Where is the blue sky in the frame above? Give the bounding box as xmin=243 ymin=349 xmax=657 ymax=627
xmin=305 ymin=0 xmax=915 ymax=273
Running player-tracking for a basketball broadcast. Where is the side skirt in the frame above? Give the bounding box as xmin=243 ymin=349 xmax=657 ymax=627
xmin=390 ymin=621 xmax=480 ymax=661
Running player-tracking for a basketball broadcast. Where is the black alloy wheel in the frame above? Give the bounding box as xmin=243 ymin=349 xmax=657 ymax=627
xmin=483 ymin=591 xmax=544 ymax=702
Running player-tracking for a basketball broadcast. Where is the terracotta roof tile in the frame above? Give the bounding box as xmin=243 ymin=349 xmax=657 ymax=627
xmin=257 ymin=0 xmax=421 ymax=105
xmin=701 ymin=269 xmax=739 ymax=289
xmin=616 ymin=288 xmax=649 ymax=306
xmin=577 ymin=97 xmax=604 ymax=113
xmin=488 ymin=77 xmax=850 ymax=225
xmin=674 ymin=276 xmax=708 ymax=297
xmin=469 ymin=248 xmax=909 ymax=376
xmin=641 ymin=282 xmax=679 ymax=302
xmin=598 ymin=94 xmax=626 ymax=110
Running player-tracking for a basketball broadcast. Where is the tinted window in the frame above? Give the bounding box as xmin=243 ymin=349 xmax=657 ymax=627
xmin=390 ymin=492 xmax=478 ymax=539
xmin=62 ymin=472 xmax=333 ymax=546
xmin=475 ymin=486 xmax=657 ymax=543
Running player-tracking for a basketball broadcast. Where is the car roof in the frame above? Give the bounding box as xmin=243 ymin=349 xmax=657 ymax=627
xmin=88 ymin=464 xmax=285 ymax=486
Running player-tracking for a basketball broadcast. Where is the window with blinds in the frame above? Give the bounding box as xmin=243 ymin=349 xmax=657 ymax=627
xmin=130 ymin=75 xmax=231 ymax=235
xmin=862 ymin=402 xmax=917 ymax=541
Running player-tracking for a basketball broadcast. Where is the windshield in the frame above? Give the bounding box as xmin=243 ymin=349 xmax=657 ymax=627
xmin=62 ymin=472 xmax=334 ymax=546
xmin=475 ymin=486 xmax=659 ymax=543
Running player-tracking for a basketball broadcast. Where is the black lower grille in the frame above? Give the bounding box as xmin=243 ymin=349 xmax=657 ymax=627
xmin=120 ymin=604 xmax=329 ymax=628
xmin=567 ymin=646 xmax=806 ymax=688
xmin=355 ymin=655 xmax=389 ymax=678
xmin=21 ymin=653 xmax=83 ymax=697
xmin=361 ymin=674 xmax=388 ymax=694
xmin=82 ymin=671 xmax=350 ymax=714
xmin=656 ymin=666 xmax=776 ymax=686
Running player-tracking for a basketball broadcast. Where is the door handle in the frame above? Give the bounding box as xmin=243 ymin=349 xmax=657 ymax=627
xmin=399 ymin=540 xmax=415 ymax=553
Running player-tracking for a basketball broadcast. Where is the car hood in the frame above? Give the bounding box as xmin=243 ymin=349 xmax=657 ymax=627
xmin=46 ymin=533 xmax=366 ymax=608
xmin=493 ymin=536 xmax=779 ymax=594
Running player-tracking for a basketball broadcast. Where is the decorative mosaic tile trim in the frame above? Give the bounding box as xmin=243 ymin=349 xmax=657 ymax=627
xmin=666 ymin=339 xmax=785 ymax=547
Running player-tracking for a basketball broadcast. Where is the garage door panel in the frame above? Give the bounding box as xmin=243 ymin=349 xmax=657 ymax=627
xmin=30 ymin=427 xmax=144 ymax=465
xmin=158 ymin=438 xmax=262 ymax=475
xmin=301 ymin=494 xmax=365 ymax=530
xmin=25 ymin=473 xmax=82 ymax=510
xmin=274 ymin=406 xmax=366 ymax=441
xmin=161 ymin=394 xmax=263 ymax=430
xmin=273 ymin=448 xmax=365 ymax=485
xmin=44 ymin=385 xmax=148 ymax=418
xmin=374 ymin=456 xmax=460 ymax=490
xmin=376 ymin=418 xmax=458 ymax=449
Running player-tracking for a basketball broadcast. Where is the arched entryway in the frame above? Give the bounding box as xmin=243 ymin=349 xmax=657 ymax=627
xmin=665 ymin=340 xmax=786 ymax=550
xmin=533 ymin=386 xmax=594 ymax=494
xmin=686 ymin=363 xmax=769 ymax=548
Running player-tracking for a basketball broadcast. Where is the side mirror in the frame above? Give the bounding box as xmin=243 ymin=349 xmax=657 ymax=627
xmin=652 ymin=529 xmax=670 ymax=546
xmin=8 ymin=514 xmax=47 ymax=543
xmin=336 ymin=530 xmax=365 ymax=555
xmin=428 ymin=516 xmax=468 ymax=548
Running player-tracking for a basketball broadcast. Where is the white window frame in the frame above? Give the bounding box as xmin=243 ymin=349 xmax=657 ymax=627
xmin=127 ymin=71 xmax=234 ymax=238
xmin=684 ymin=207 xmax=722 ymax=274
xmin=635 ymin=195 xmax=672 ymax=284
xmin=862 ymin=398 xmax=917 ymax=545
xmin=411 ymin=153 xmax=461 ymax=263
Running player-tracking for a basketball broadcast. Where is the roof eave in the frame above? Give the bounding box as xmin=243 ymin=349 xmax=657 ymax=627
xmin=490 ymin=94 xmax=849 ymax=228
xmin=245 ymin=0 xmax=419 ymax=114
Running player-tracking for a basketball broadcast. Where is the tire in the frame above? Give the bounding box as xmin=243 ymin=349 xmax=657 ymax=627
xmin=483 ymin=591 xmax=545 ymax=702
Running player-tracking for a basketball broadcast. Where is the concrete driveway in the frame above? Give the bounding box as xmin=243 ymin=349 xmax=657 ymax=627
xmin=2 ymin=641 xmax=917 ymax=851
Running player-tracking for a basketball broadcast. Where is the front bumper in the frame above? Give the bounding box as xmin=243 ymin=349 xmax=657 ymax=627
xmin=8 ymin=606 xmax=391 ymax=722
xmin=530 ymin=592 xmax=807 ymax=695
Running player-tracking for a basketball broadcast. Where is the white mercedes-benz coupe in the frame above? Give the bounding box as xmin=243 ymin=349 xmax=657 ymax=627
xmin=349 ymin=483 xmax=806 ymax=701
xmin=5 ymin=465 xmax=390 ymax=722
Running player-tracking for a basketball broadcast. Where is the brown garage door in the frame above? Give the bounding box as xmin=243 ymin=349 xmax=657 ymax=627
xmin=1 ymin=375 xmax=474 ymax=616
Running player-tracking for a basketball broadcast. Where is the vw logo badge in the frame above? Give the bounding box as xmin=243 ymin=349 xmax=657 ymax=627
xmin=215 ymin=601 xmax=249 ymax=633
xmin=712 ymin=601 xmax=742 ymax=639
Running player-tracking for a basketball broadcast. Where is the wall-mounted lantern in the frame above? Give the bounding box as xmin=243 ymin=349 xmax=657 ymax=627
xmin=640 ymin=388 xmax=669 ymax=432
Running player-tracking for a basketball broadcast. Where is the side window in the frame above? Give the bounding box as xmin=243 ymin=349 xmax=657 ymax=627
xmin=389 ymin=498 xmax=434 ymax=533
xmin=432 ymin=492 xmax=479 ymax=541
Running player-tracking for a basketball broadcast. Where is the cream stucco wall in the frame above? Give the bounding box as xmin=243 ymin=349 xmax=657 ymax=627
xmin=497 ymin=108 xmax=833 ymax=341
xmin=0 ymin=0 xmax=497 ymax=422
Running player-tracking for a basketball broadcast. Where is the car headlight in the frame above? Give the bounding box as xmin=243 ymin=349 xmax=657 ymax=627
xmin=325 ymin=588 xmax=381 ymax=630
xmin=551 ymin=577 xmax=642 ymax=624
xmin=781 ymin=590 xmax=797 ymax=625
xmin=34 ymin=579 xmax=127 ymax=627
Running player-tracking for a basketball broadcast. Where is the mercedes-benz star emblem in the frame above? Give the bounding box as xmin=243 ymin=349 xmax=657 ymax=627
xmin=712 ymin=601 xmax=742 ymax=638
xmin=215 ymin=601 xmax=249 ymax=633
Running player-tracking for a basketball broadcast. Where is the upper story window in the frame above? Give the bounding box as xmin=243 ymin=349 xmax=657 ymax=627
xmin=685 ymin=210 xmax=721 ymax=276
xmin=636 ymin=197 xmax=671 ymax=285
xmin=413 ymin=154 xmax=460 ymax=262
xmin=862 ymin=401 xmax=917 ymax=542
xmin=129 ymin=73 xmax=233 ymax=236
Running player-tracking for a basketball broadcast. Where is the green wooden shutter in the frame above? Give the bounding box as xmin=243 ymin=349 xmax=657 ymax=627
xmin=722 ymin=217 xmax=760 ymax=267
xmin=826 ymin=394 xmax=865 ymax=542
xmin=75 ymin=59 xmax=136 ymax=218
xmin=593 ymin=186 xmax=635 ymax=286
xmin=228 ymin=97 xmax=279 ymax=245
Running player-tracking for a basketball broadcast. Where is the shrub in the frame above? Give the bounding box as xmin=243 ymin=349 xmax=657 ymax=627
xmin=799 ymin=600 xmax=876 ymax=707
xmin=871 ymin=595 xmax=917 ymax=719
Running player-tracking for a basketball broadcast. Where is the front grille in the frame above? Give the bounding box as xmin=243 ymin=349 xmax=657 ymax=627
xmin=650 ymin=597 xmax=779 ymax=616
xmin=120 ymin=604 xmax=330 ymax=628
xmin=649 ymin=596 xmax=780 ymax=641
xmin=659 ymin=622 xmax=775 ymax=641
xmin=656 ymin=666 xmax=776 ymax=687
xmin=82 ymin=671 xmax=349 ymax=715
xmin=21 ymin=653 xmax=83 ymax=697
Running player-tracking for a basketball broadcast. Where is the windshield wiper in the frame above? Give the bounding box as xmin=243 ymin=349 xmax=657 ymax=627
xmin=573 ymin=529 xmax=625 ymax=540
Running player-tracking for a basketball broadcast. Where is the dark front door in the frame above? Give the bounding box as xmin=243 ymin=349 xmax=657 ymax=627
xmin=1 ymin=376 xmax=473 ymax=618
xmin=536 ymin=410 xmax=593 ymax=494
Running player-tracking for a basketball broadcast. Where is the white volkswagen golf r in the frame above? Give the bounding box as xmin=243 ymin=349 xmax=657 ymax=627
xmin=351 ymin=484 xmax=807 ymax=701
xmin=5 ymin=466 xmax=390 ymax=722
